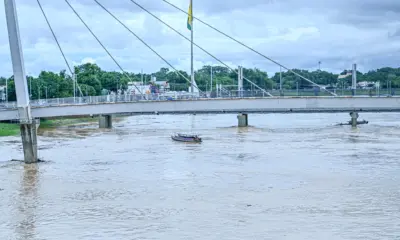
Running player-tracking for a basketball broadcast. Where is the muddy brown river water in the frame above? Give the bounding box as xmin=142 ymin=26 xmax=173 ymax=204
xmin=0 ymin=113 xmax=399 ymax=239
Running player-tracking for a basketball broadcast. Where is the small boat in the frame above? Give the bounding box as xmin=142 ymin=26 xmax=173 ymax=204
xmin=171 ymin=133 xmax=202 ymax=143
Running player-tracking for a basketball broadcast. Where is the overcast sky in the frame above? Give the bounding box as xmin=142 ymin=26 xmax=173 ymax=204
xmin=0 ymin=0 xmax=399 ymax=77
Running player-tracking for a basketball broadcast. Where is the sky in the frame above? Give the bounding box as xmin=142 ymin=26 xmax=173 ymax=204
xmin=0 ymin=0 xmax=399 ymax=77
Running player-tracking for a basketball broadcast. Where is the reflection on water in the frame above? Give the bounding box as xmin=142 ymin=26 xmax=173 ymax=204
xmin=0 ymin=113 xmax=400 ymax=239
xmin=16 ymin=164 xmax=39 ymax=240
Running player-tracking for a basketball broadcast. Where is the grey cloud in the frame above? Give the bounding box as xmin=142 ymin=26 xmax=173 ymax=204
xmin=17 ymin=0 xmax=175 ymax=13
xmin=0 ymin=0 xmax=399 ymax=78
xmin=389 ymin=28 xmax=400 ymax=38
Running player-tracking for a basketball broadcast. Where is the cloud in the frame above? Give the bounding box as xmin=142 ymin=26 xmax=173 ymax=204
xmin=0 ymin=0 xmax=399 ymax=79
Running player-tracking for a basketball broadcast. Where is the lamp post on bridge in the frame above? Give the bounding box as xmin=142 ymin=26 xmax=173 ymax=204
xmin=29 ymin=75 xmax=32 ymax=99
xmin=210 ymin=65 xmax=213 ymax=97
xmin=279 ymin=66 xmax=283 ymax=96
xmin=5 ymin=76 xmax=7 ymax=103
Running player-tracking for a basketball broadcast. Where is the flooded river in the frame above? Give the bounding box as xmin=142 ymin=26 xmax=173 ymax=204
xmin=0 ymin=113 xmax=400 ymax=239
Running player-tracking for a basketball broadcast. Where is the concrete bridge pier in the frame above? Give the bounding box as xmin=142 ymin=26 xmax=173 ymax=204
xmin=20 ymin=119 xmax=38 ymax=164
xmin=350 ymin=112 xmax=359 ymax=127
xmin=237 ymin=113 xmax=248 ymax=127
xmin=348 ymin=112 xmax=368 ymax=127
xmin=99 ymin=115 xmax=113 ymax=128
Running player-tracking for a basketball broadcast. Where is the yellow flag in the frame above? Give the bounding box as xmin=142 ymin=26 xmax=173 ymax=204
xmin=187 ymin=0 xmax=192 ymax=31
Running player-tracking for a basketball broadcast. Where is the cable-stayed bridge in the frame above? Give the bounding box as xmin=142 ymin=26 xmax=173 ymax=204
xmin=2 ymin=0 xmax=398 ymax=163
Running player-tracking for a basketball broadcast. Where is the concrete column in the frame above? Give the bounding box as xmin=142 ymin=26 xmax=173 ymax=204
xmin=238 ymin=66 xmax=243 ymax=97
xmin=350 ymin=112 xmax=359 ymax=127
xmin=5 ymin=0 xmax=38 ymax=163
xmin=99 ymin=115 xmax=113 ymax=128
xmin=352 ymin=63 xmax=357 ymax=96
xmin=20 ymin=119 xmax=38 ymax=164
xmin=237 ymin=113 xmax=248 ymax=127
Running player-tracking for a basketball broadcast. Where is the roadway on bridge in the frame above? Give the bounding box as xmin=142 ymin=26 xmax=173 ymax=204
xmin=1 ymin=97 xmax=400 ymax=121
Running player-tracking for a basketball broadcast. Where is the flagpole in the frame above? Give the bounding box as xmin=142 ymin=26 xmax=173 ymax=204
xmin=190 ymin=0 xmax=194 ymax=93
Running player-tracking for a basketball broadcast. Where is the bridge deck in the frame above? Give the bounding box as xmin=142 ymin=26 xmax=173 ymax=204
xmin=1 ymin=97 xmax=400 ymax=121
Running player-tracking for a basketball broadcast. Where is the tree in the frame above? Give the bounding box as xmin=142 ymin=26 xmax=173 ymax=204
xmin=1 ymin=63 xmax=399 ymax=100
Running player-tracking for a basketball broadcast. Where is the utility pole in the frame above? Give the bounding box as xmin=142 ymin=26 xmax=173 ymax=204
xmin=210 ymin=65 xmax=213 ymax=93
xmin=279 ymin=66 xmax=282 ymax=95
xmin=5 ymin=77 xmax=8 ymax=102
xmin=73 ymin=72 xmax=76 ymax=102
xmin=29 ymin=76 xmax=32 ymax=98
xmin=141 ymin=69 xmax=143 ymax=85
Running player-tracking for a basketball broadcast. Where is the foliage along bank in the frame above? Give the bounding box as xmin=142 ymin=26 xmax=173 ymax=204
xmin=1 ymin=63 xmax=399 ymax=101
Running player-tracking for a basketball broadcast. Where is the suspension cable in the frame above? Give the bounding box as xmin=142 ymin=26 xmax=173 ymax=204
xmin=128 ymin=0 xmax=272 ymax=97
xmin=161 ymin=0 xmax=336 ymax=96
xmin=36 ymin=0 xmax=84 ymax=97
xmin=64 ymin=0 xmax=143 ymax=95
xmin=92 ymin=0 xmax=204 ymax=95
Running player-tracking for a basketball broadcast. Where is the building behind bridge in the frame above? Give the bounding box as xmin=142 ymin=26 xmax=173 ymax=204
xmin=0 ymin=86 xmax=5 ymax=101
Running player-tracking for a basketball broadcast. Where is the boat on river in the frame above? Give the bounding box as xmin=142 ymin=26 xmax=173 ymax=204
xmin=171 ymin=133 xmax=202 ymax=143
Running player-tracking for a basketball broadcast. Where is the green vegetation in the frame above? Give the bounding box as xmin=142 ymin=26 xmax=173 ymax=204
xmin=0 ymin=63 xmax=399 ymax=101
xmin=0 ymin=117 xmax=98 ymax=136
xmin=0 ymin=123 xmax=19 ymax=136
xmin=39 ymin=117 xmax=97 ymax=128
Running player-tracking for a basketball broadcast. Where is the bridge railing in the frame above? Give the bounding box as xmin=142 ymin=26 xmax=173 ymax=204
xmin=26 ymin=92 xmax=205 ymax=107
xmin=270 ymin=88 xmax=399 ymax=97
xmin=1 ymin=88 xmax=399 ymax=110
xmin=0 ymin=102 xmax=17 ymax=109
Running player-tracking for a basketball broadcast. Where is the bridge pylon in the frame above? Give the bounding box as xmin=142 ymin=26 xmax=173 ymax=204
xmin=5 ymin=0 xmax=38 ymax=163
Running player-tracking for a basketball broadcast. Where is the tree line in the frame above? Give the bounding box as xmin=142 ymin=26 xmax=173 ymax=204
xmin=0 ymin=63 xmax=399 ymax=101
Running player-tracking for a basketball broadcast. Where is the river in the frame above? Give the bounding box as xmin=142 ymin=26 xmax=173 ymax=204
xmin=0 ymin=113 xmax=399 ymax=239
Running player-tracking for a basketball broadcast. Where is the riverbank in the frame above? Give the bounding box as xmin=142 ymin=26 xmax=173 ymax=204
xmin=40 ymin=117 xmax=98 ymax=128
xmin=0 ymin=116 xmax=100 ymax=137
xmin=0 ymin=123 xmax=20 ymax=137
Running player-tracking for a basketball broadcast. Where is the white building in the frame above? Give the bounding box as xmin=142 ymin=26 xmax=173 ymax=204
xmin=357 ymin=81 xmax=379 ymax=89
xmin=0 ymin=86 xmax=5 ymax=101
xmin=127 ymin=82 xmax=150 ymax=94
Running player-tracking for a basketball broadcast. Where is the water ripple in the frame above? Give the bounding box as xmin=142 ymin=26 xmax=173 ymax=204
xmin=1 ymin=113 xmax=400 ymax=239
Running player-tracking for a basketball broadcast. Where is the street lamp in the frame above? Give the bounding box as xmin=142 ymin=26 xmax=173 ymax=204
xmin=279 ymin=66 xmax=283 ymax=96
xmin=29 ymin=77 xmax=32 ymax=98
xmin=210 ymin=65 xmax=213 ymax=94
xmin=5 ymin=77 xmax=8 ymax=103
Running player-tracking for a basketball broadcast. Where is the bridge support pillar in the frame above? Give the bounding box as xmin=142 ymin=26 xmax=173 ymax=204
xmin=99 ymin=115 xmax=112 ymax=128
xmin=237 ymin=113 xmax=248 ymax=127
xmin=350 ymin=112 xmax=359 ymax=127
xmin=5 ymin=0 xmax=38 ymax=163
xmin=20 ymin=119 xmax=38 ymax=164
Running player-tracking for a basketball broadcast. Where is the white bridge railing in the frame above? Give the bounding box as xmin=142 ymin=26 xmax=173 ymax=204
xmin=0 ymin=89 xmax=394 ymax=110
xmin=0 ymin=90 xmax=271 ymax=109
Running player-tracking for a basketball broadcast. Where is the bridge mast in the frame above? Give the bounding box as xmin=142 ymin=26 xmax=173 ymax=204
xmin=4 ymin=0 xmax=38 ymax=163
xmin=189 ymin=0 xmax=194 ymax=93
